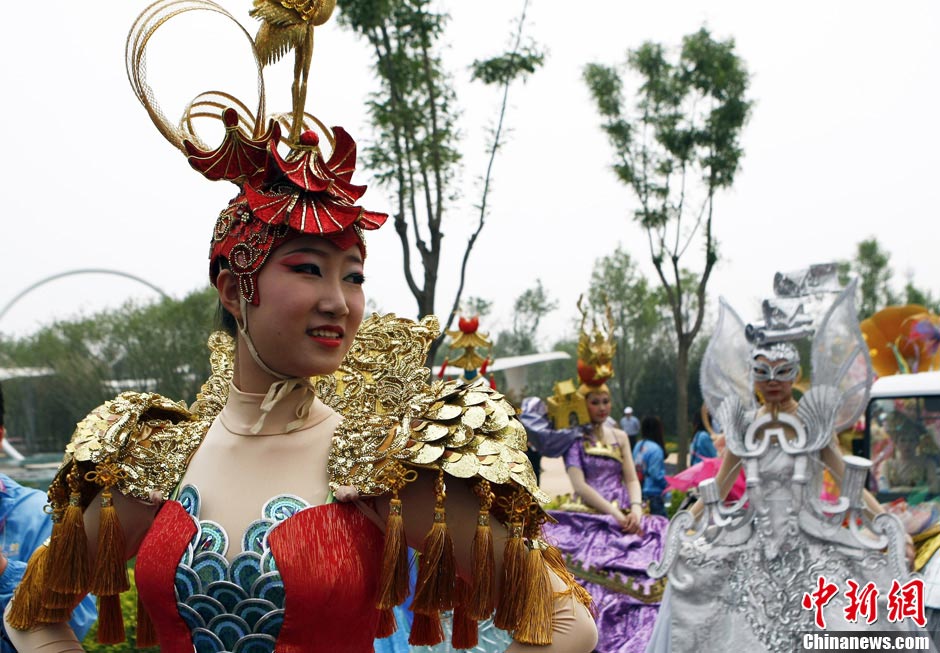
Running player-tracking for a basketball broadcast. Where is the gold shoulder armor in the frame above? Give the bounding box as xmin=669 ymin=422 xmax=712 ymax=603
xmin=321 ymin=313 xmax=546 ymax=503
xmin=50 ymin=331 xmax=234 ymax=508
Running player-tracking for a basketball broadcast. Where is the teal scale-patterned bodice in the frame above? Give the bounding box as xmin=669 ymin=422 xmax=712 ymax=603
xmin=173 ymin=484 xmax=313 ymax=653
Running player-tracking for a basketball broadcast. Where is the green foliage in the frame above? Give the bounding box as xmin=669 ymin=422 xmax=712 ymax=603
xmin=586 ymin=246 xmax=662 ymax=411
xmin=471 ymin=47 xmax=544 ymax=85
xmin=462 ymin=296 xmax=493 ymax=319
xmin=583 ymin=27 xmax=751 ymax=469
xmin=338 ymin=0 xmax=542 ymax=364
xmin=83 ymin=568 xmax=158 ymax=653
xmin=495 ymin=280 xmax=558 ymax=357
xmin=840 ymin=237 xmax=939 ymax=318
xmin=666 ymin=489 xmax=687 ymax=519
xmin=0 ymin=287 xmax=218 ymax=453
xmin=903 ymin=282 xmax=940 ymax=314
xmin=851 ymin=238 xmax=897 ymax=319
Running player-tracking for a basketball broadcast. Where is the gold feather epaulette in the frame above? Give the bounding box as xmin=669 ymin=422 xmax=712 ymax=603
xmin=317 ymin=313 xmax=547 ymax=505
xmin=48 ymin=330 xmax=234 ymax=510
xmin=316 ymin=314 xmax=588 ymax=646
xmin=9 ymin=331 xmax=234 ymax=643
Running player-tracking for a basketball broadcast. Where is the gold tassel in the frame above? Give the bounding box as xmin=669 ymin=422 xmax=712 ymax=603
xmin=493 ymin=520 xmax=526 ymax=630
xmin=89 ymin=485 xmax=130 ymax=596
xmin=45 ymin=465 xmax=90 ymax=595
xmin=469 ymin=480 xmax=496 ymax=620
xmin=96 ymin=594 xmax=126 ymax=644
xmin=37 ymin=603 xmax=73 ymax=625
xmin=513 ymin=540 xmax=554 ymax=645
xmin=451 ymin=577 xmax=478 ymax=650
xmin=42 ymin=589 xmax=81 ymax=610
xmin=543 ymin=544 xmax=594 ymax=609
xmin=6 ymin=545 xmax=48 ymax=630
xmin=408 ymin=611 xmax=444 ymax=646
xmin=374 ymin=607 xmax=397 ymax=638
xmin=412 ymin=470 xmax=456 ymax=614
xmin=375 ymin=495 xmax=409 ymax=609
xmin=136 ymin=592 xmax=158 ymax=648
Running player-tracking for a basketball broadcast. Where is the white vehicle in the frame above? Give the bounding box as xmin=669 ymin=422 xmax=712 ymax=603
xmin=863 ymin=371 xmax=940 ymax=615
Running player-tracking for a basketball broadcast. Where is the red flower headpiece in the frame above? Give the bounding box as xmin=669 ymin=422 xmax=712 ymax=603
xmin=185 ymin=109 xmax=388 ymax=304
xmin=126 ymin=1 xmax=387 ymax=305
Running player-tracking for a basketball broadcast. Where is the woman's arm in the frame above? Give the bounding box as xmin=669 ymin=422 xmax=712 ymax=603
xmin=384 ymin=471 xmax=597 ymax=652
xmin=4 ymin=489 xmax=159 ymax=652
xmin=820 ymin=437 xmax=915 ymax=563
xmin=689 ymin=448 xmax=742 ymax=520
xmin=616 ymin=431 xmax=643 ymax=533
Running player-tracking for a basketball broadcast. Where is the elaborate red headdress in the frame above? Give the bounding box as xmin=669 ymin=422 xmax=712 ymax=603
xmin=127 ymin=0 xmax=387 ymax=304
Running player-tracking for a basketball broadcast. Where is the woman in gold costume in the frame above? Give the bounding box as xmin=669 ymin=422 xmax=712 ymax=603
xmin=3 ymin=2 xmax=596 ymax=652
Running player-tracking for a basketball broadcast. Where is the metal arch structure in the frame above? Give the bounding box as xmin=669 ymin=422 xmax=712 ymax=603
xmin=0 ymin=268 xmax=171 ymax=326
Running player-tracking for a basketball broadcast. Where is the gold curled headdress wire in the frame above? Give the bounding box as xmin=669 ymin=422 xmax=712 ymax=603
xmin=127 ymin=0 xmax=337 ymax=155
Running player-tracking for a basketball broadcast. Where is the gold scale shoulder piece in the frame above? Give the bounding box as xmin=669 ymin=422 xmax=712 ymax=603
xmin=52 ymin=332 xmax=234 ymax=508
xmin=320 ymin=313 xmax=548 ymax=506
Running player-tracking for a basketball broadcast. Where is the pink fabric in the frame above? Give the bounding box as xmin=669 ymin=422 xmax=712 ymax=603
xmin=666 ymin=457 xmax=746 ymax=501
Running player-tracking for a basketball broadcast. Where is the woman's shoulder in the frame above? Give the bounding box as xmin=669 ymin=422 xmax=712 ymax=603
xmin=52 ymin=390 xmax=212 ymax=509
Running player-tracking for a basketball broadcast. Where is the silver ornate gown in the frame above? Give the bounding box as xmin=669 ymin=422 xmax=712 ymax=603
xmin=648 ymin=407 xmax=915 ymax=652
xmin=648 ymin=277 xmax=929 ymax=652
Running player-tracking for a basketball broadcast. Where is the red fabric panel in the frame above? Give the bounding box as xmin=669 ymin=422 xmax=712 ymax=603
xmin=269 ymin=503 xmax=384 ymax=653
xmin=134 ymin=501 xmax=198 ymax=653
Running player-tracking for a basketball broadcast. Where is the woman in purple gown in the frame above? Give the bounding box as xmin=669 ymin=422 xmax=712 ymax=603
xmin=538 ymin=303 xmax=668 ymax=653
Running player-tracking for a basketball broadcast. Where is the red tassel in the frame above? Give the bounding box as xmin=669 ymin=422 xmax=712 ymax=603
xmin=90 ymin=486 xmax=130 ymax=596
xmin=96 ymin=593 xmax=126 ymax=644
xmin=451 ymin=578 xmax=478 ymax=650
xmin=374 ymin=607 xmax=397 ymax=638
xmin=408 ymin=611 xmax=445 ymax=646
xmin=438 ymin=358 xmax=449 ymax=379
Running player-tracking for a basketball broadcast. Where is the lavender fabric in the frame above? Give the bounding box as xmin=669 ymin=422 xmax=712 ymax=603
xmin=543 ymin=437 xmax=668 ymax=653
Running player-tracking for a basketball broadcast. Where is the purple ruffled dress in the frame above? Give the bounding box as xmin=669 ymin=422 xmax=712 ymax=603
xmin=544 ymin=436 xmax=668 ymax=653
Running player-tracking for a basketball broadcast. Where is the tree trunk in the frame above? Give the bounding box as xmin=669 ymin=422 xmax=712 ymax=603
xmin=674 ymin=338 xmax=690 ymax=472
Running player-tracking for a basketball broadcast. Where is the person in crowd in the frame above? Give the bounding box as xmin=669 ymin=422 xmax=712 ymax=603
xmin=4 ymin=5 xmax=597 ymax=652
xmin=620 ymin=407 xmax=641 ymax=449
xmin=528 ymin=301 xmax=667 ymax=653
xmin=632 ymin=416 xmax=668 ymax=517
xmin=689 ymin=412 xmax=718 ymax=466
xmin=0 ymin=384 xmax=96 ymax=652
xmin=647 ymin=273 xmax=919 ymax=652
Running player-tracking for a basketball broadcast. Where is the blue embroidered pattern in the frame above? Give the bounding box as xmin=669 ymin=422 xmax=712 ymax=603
xmin=174 ymin=485 xmax=311 ymax=653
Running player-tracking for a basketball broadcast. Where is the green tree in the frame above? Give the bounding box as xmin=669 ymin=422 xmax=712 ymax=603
xmin=840 ymin=238 xmax=898 ymax=319
xmin=338 ymin=0 xmax=543 ymax=362
xmin=584 ymin=28 xmax=751 ymax=469
xmin=495 ymin=279 xmax=558 ymax=356
xmin=586 ymin=246 xmax=660 ymax=412
xmin=903 ymin=281 xmax=940 ymax=314
xmin=0 ymin=287 xmax=218 ymax=453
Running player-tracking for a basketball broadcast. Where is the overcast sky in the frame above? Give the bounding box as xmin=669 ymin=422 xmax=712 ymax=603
xmin=1 ymin=1 xmax=938 ymax=347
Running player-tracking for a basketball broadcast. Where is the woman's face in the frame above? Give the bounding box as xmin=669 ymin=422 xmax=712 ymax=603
xmin=241 ymin=235 xmax=365 ymax=379
xmin=895 ymin=432 xmax=919 ymax=457
xmin=586 ymin=392 xmax=611 ymax=425
xmin=753 ymin=355 xmax=796 ymax=405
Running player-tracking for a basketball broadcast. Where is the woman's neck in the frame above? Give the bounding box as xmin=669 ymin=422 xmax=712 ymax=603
xmin=233 ymin=339 xmax=289 ymax=393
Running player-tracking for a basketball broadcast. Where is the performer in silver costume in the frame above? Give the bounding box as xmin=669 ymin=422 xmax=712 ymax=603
xmin=647 ymin=265 xmax=927 ymax=652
